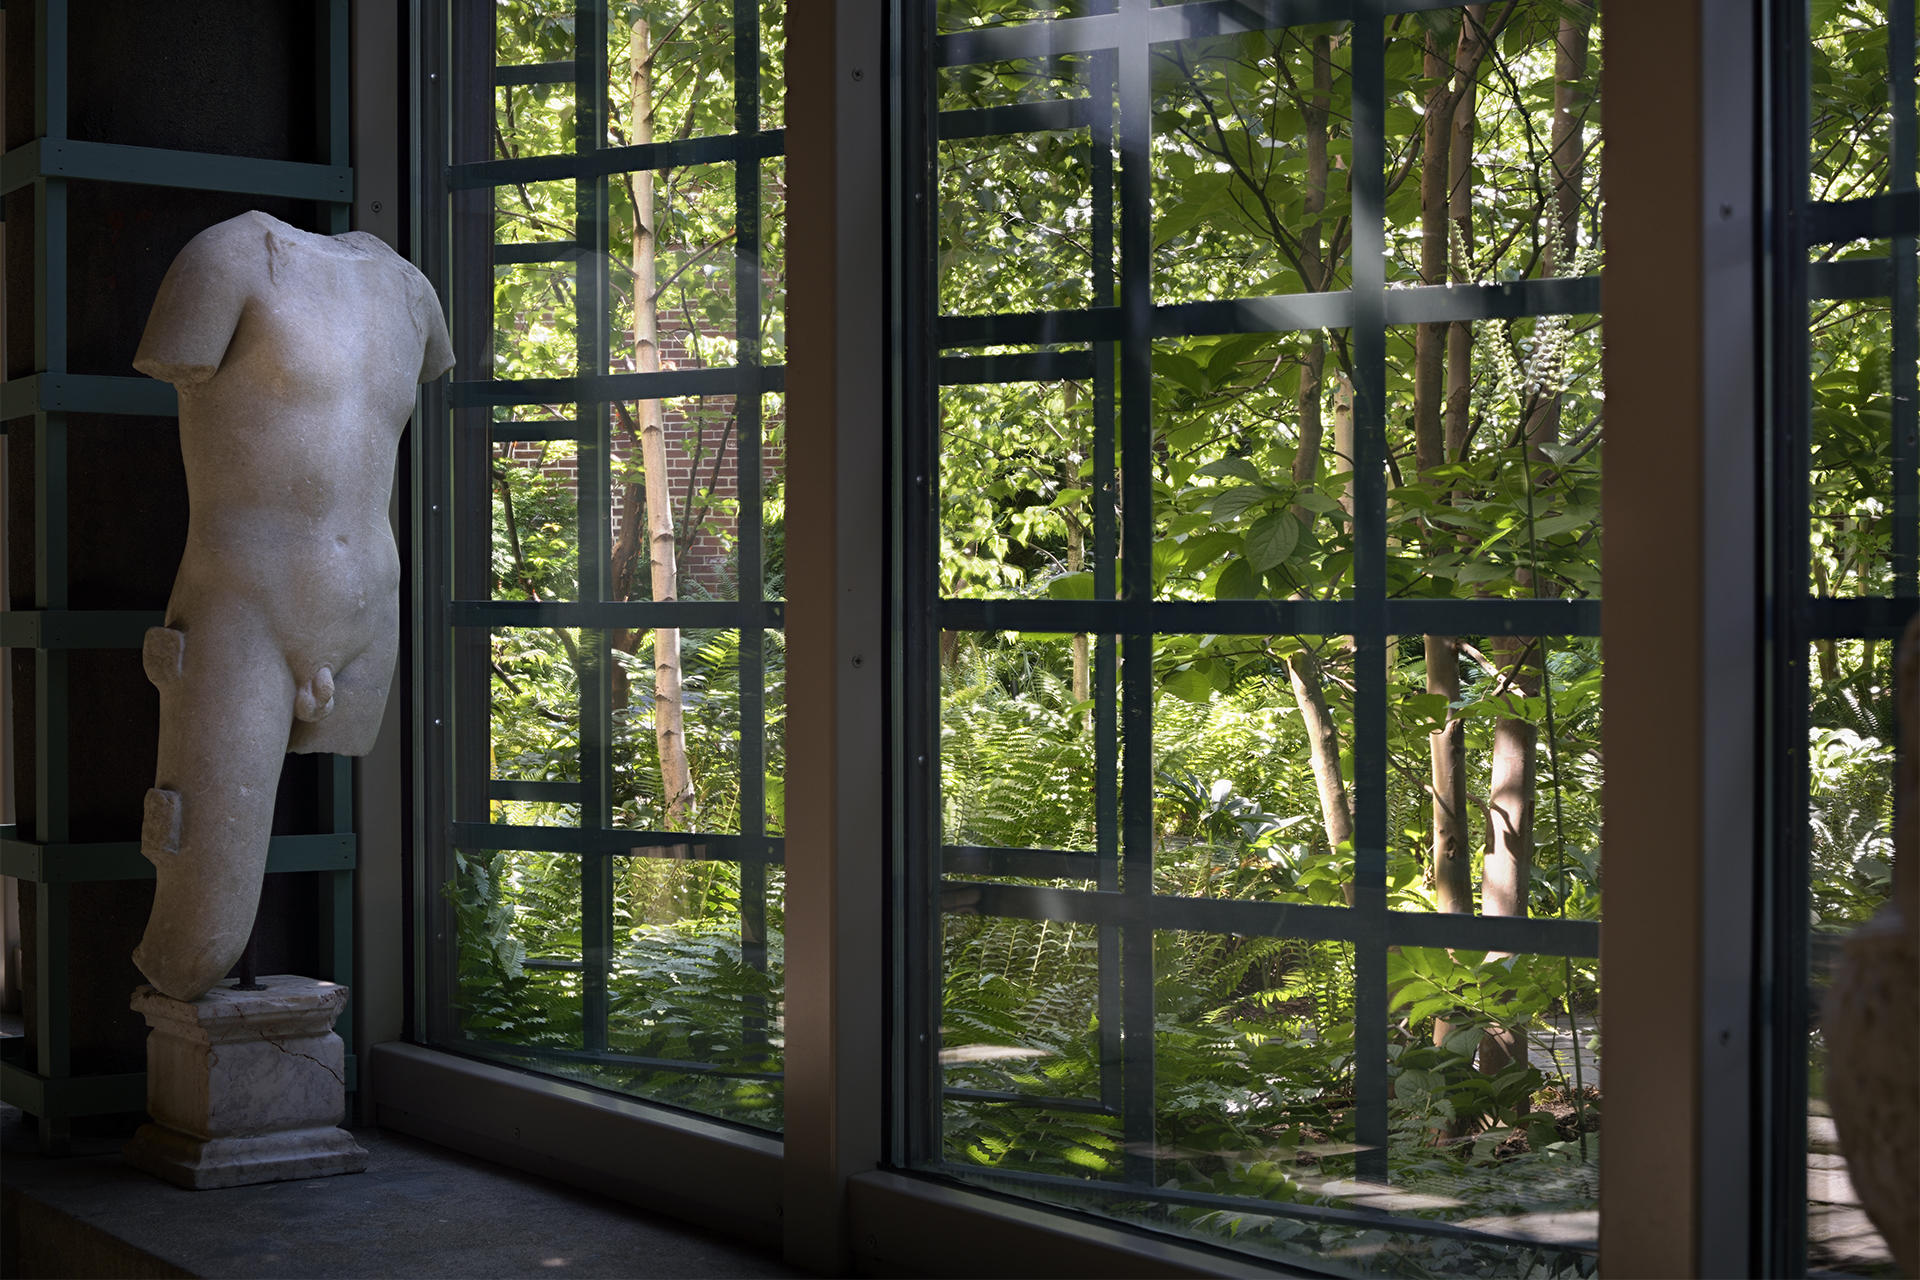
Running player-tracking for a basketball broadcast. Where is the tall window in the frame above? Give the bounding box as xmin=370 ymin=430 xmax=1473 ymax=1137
xmin=420 ymin=0 xmax=788 ymax=1131
xmin=898 ymin=3 xmax=1605 ymax=1272
xmin=1786 ymin=2 xmax=1914 ymax=1275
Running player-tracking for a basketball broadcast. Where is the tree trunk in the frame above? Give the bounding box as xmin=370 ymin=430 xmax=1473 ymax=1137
xmin=1445 ymin=8 xmax=1482 ymax=466
xmin=629 ymin=19 xmax=694 ymax=828
xmin=1414 ymin=20 xmax=1470 ymax=924
xmin=1480 ymin=0 xmax=1590 ymax=1085
xmin=1291 ymin=33 xmax=1333 ymax=502
xmin=1286 ymin=645 xmax=1355 ymax=909
xmin=1285 ymin=370 xmax=1357 ymax=908
xmin=1412 ymin=26 xmax=1450 ymax=473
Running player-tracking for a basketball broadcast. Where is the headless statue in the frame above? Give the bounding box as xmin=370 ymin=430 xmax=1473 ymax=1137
xmin=131 ymin=211 xmax=453 ymax=1001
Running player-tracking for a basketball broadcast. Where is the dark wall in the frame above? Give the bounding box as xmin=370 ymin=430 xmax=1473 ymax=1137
xmin=8 ymin=1 xmax=334 ymax=1081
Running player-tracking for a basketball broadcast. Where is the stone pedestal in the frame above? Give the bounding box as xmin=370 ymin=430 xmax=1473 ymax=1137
xmin=123 ymin=975 xmax=367 ymax=1189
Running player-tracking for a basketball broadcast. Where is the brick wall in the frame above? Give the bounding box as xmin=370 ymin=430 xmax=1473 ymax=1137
xmin=497 ymin=301 xmax=785 ymax=596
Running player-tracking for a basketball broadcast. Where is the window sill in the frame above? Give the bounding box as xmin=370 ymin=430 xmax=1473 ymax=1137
xmin=846 ymin=1170 xmax=1322 ymax=1279
xmin=369 ymin=1042 xmax=783 ymax=1251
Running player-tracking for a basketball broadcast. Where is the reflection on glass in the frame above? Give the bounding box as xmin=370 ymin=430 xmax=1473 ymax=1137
xmin=1384 ymin=946 xmax=1599 ymax=1240
xmin=940 ymin=911 xmax=1110 ymax=1133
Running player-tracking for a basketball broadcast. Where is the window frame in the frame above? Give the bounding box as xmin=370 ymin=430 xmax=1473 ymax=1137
xmin=364 ymin=4 xmax=1872 ymax=1276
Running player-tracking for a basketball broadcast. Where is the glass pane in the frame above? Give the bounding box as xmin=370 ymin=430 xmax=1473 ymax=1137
xmin=606 ymin=850 xmax=784 ymax=1131
xmin=490 ymin=625 xmax=580 ymax=786
xmin=493 ymin=426 xmax=581 ymax=602
xmin=497 ymin=1 xmax=575 ymax=66
xmin=943 ymin=631 xmax=1104 ymax=853
xmin=1386 ymin=635 xmax=1603 ymax=923
xmin=940 ymin=372 xmax=1100 ymax=601
xmin=494 ymin=258 xmax=579 ymax=379
xmin=609 ymin=396 xmax=745 ymax=603
xmin=616 ymin=2 xmax=739 ymax=146
xmin=438 ymin=0 xmax=788 ymax=1136
xmin=1809 ymin=279 xmax=1898 ymax=598
xmin=497 ymin=81 xmax=577 ymax=164
xmin=1152 ymin=22 xmax=1355 ymax=301
xmin=452 ymin=846 xmax=585 ymax=1049
xmin=1155 ymin=330 xmax=1355 ymax=601
xmin=1384 ymin=316 xmax=1603 ymax=600
xmin=1153 ymin=635 xmax=1355 ymax=906
xmin=1808 ymin=0 xmax=1903 ymax=203
xmin=608 ymin=162 xmax=737 ymax=377
xmin=1807 ymin=637 xmax=1900 ymax=1276
xmin=910 ymin=1 xmax=1606 ymax=1270
xmin=611 ymin=628 xmax=743 ymax=833
xmin=940 ymin=131 xmax=1098 ymax=316
xmin=1383 ymin=10 xmax=1600 ymax=288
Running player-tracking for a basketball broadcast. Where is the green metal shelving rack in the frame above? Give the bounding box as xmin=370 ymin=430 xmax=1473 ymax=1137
xmin=0 ymin=0 xmax=360 ymax=1149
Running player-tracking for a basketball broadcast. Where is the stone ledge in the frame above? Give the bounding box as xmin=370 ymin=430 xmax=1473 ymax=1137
xmin=1 ymin=1105 xmax=802 ymax=1279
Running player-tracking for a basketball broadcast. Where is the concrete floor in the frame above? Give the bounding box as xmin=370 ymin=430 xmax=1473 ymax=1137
xmin=1 ymin=1105 xmax=805 ymax=1279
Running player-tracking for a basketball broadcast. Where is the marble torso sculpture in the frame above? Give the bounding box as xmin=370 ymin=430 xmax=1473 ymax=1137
xmin=132 ymin=211 xmax=453 ymax=1001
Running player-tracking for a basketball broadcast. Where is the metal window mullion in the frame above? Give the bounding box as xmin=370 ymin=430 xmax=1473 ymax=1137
xmin=1890 ymin=0 xmax=1916 ymax=599
xmin=898 ymin=0 xmax=946 ymax=1167
xmin=1760 ymin=0 xmax=1813 ymax=1270
xmin=1348 ymin=2 xmax=1390 ymax=1187
xmin=1115 ymin=0 xmax=1157 ymax=1191
xmin=575 ymin=2 xmax=614 ymax=1057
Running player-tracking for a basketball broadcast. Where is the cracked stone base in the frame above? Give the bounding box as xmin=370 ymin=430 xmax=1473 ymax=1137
xmin=124 ymin=975 xmax=365 ymax=1190
xmin=124 ymin=1122 xmax=368 ymax=1189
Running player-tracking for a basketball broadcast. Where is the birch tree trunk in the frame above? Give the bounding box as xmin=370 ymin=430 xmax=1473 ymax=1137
xmin=630 ymin=19 xmax=694 ymax=828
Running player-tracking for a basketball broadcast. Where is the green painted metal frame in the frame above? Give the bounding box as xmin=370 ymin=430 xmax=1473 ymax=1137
xmin=0 ymin=0 xmax=362 ymax=1141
